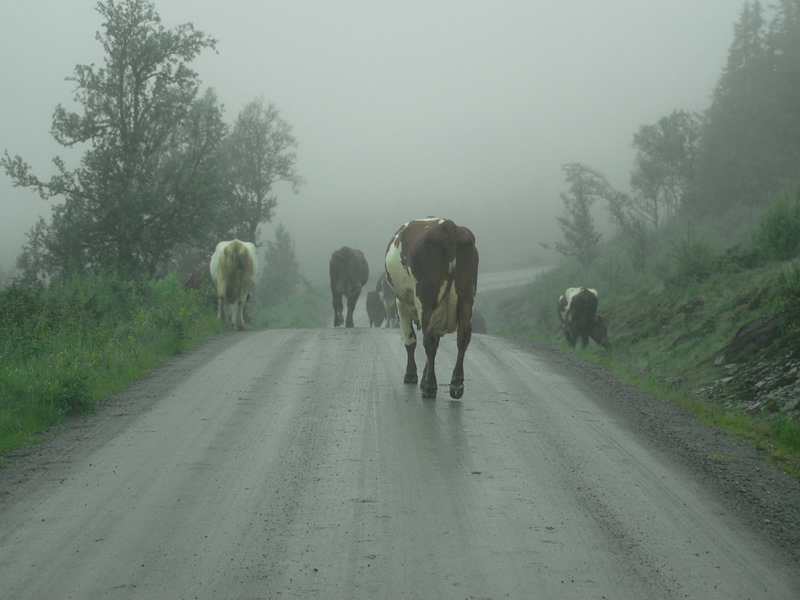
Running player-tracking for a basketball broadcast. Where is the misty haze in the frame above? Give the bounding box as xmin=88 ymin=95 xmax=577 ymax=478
xmin=2 ymin=1 xmax=739 ymax=281
xmin=2 ymin=2 xmax=800 ymax=599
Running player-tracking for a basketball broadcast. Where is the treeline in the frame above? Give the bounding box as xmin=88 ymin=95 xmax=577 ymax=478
xmin=555 ymin=0 xmax=800 ymax=275
xmin=2 ymin=0 xmax=303 ymax=284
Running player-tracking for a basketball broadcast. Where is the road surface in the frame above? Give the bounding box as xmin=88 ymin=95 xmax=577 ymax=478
xmin=1 ymin=328 xmax=799 ymax=599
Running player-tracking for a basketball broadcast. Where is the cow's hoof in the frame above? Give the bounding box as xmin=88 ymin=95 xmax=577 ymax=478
xmin=421 ymin=385 xmax=437 ymax=399
xmin=346 ymin=322 xmax=354 ymax=328
xmin=404 ymin=374 xmax=418 ymax=384
xmin=449 ymin=384 xmax=464 ymax=400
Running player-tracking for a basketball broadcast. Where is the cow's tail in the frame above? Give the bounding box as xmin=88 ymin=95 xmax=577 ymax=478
xmin=428 ymin=221 xmax=459 ymax=335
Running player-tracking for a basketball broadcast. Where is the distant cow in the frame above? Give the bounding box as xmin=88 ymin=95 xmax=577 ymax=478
xmin=329 ymin=246 xmax=369 ymax=327
xmin=210 ymin=239 xmax=258 ymax=330
xmin=385 ymin=218 xmax=479 ymax=399
xmin=557 ymin=287 xmax=609 ymax=349
xmin=376 ymin=272 xmax=399 ymax=328
xmin=366 ymin=290 xmax=385 ymax=327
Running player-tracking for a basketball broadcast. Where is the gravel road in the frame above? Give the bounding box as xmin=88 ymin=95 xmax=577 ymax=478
xmin=1 ymin=327 xmax=799 ymax=599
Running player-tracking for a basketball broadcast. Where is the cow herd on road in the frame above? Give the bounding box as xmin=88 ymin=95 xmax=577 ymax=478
xmin=193 ymin=217 xmax=609 ymax=399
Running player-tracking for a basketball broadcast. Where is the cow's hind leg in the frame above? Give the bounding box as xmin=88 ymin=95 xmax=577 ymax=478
xmin=397 ymin=301 xmax=417 ymax=384
xmin=235 ymin=299 xmax=245 ymax=330
xmin=450 ymin=302 xmax=473 ymax=399
xmin=421 ymin=331 xmax=440 ymax=398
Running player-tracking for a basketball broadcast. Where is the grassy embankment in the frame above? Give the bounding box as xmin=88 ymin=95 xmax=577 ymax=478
xmin=483 ymin=224 xmax=800 ymax=479
xmin=0 ymin=272 xmax=331 ymax=463
xmin=0 ymin=274 xmax=223 ymax=460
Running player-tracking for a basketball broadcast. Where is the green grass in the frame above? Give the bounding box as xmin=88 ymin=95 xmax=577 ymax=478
xmin=0 ymin=274 xmax=225 ymax=457
xmin=485 ymin=257 xmax=800 ymax=480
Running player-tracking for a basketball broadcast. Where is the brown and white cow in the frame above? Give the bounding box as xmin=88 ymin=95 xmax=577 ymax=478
xmin=210 ymin=239 xmax=258 ymax=330
xmin=329 ymin=246 xmax=369 ymax=327
xmin=385 ymin=218 xmax=479 ymax=399
xmin=557 ymin=286 xmax=609 ymax=349
xmin=376 ymin=272 xmax=399 ymax=328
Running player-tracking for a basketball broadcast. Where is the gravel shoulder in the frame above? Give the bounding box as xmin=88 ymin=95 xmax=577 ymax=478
xmin=507 ymin=336 xmax=800 ymax=568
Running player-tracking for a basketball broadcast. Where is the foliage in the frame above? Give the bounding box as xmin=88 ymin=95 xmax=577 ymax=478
xmin=630 ymin=110 xmax=701 ymax=227
xmin=692 ymin=1 xmax=800 ymax=216
xmin=224 ymin=98 xmax=305 ymax=243
xmin=773 ymin=260 xmax=800 ymax=323
xmin=2 ymin=0 xmax=222 ymax=280
xmin=753 ymin=190 xmax=800 ymax=261
xmin=666 ymin=222 xmax=718 ymax=285
xmin=554 ymin=163 xmax=603 ymax=266
xmin=485 ymin=245 xmax=800 ymax=476
xmin=607 ymin=194 xmax=655 ymax=273
xmin=0 ymin=273 xmax=222 ymax=455
xmin=255 ymin=224 xmax=306 ymax=308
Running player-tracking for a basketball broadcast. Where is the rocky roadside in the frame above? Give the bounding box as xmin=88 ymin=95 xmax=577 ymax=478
xmin=692 ymin=314 xmax=800 ymax=420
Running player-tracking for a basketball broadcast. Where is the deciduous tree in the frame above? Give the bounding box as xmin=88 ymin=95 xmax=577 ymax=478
xmin=630 ymin=110 xmax=701 ymax=226
xmin=224 ymin=99 xmax=304 ymax=244
xmin=3 ymin=0 xmax=220 ymax=280
xmin=555 ymin=164 xmax=603 ymax=266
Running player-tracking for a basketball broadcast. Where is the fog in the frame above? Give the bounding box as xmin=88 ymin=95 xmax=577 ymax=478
xmin=0 ymin=1 xmax=740 ymax=283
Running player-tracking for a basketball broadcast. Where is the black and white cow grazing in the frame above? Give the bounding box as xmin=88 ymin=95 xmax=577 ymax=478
xmin=557 ymin=287 xmax=609 ymax=349
xmin=385 ymin=218 xmax=479 ymax=399
xmin=366 ymin=290 xmax=385 ymax=327
xmin=329 ymin=247 xmax=369 ymax=327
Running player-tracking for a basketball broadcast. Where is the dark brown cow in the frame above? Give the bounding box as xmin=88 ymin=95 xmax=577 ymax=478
xmin=384 ymin=218 xmax=479 ymax=399
xmin=557 ymin=287 xmax=609 ymax=349
xmin=182 ymin=264 xmax=211 ymax=291
xmin=376 ymin=272 xmax=399 ymax=328
xmin=366 ymin=290 xmax=385 ymax=327
xmin=329 ymin=246 xmax=370 ymax=327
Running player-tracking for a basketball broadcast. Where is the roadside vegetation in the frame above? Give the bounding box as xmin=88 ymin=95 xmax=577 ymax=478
xmin=481 ymin=2 xmax=800 ymax=481
xmin=485 ymin=192 xmax=800 ymax=479
xmin=0 ymin=266 xmax=327 ymax=460
xmin=0 ymin=1 xmax=313 ymax=462
xmin=0 ymin=274 xmax=225 ymax=457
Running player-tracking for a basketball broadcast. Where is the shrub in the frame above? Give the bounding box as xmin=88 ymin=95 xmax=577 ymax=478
xmin=774 ymin=261 xmax=800 ymax=324
xmin=753 ymin=190 xmax=800 ymax=261
xmin=0 ymin=272 xmax=222 ymax=455
xmin=668 ymin=223 xmax=717 ymax=284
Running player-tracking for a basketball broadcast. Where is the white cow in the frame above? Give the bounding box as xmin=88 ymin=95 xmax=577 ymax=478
xmin=210 ymin=239 xmax=258 ymax=330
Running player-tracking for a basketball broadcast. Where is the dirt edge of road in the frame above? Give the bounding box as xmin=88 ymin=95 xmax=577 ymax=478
xmin=0 ymin=332 xmax=249 ymax=504
xmin=509 ymin=337 xmax=800 ymax=567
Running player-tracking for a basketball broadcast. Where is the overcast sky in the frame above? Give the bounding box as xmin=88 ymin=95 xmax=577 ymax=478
xmin=1 ymin=1 xmax=742 ymax=282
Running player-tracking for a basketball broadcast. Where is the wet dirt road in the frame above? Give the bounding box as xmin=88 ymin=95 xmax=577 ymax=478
xmin=1 ymin=327 xmax=799 ymax=599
